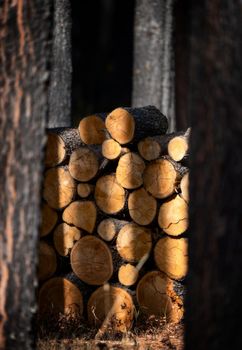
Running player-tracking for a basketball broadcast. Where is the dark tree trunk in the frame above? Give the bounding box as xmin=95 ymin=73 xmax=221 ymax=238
xmin=186 ymin=1 xmax=242 ymax=349
xmin=48 ymin=0 xmax=72 ymax=127
xmin=0 ymin=1 xmax=52 ymax=349
xmin=132 ymin=0 xmax=175 ymax=131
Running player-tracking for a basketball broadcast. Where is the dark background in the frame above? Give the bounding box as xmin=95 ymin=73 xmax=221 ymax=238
xmin=71 ymin=0 xmax=135 ymax=124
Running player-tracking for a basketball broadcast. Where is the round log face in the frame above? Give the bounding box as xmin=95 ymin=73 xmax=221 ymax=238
xmin=105 ymin=108 xmax=135 ymax=144
xmin=95 ymin=174 xmax=126 ymax=214
xmin=69 ymin=147 xmax=99 ymax=182
xmin=70 ymin=236 xmax=113 ymax=285
xmin=38 ymin=277 xmax=83 ymax=316
xmin=38 ymin=242 xmax=57 ymax=282
xmin=154 ymin=237 xmax=188 ymax=280
xmin=53 ymin=223 xmax=81 ymax=256
xmin=43 ymin=167 xmax=76 ymax=209
xmin=78 ymin=115 xmax=106 ymax=144
xmin=180 ymin=172 xmax=189 ymax=202
xmin=138 ymin=138 xmax=161 ymax=161
xmin=118 ymin=264 xmax=139 ymax=286
xmin=45 ymin=133 xmax=65 ymax=167
xmin=158 ymin=195 xmax=188 ymax=236
xmin=62 ymin=201 xmax=97 ymax=233
xmin=97 ymin=219 xmax=116 ymax=241
xmin=143 ymin=159 xmax=178 ymax=199
xmin=168 ymin=136 xmax=188 ymax=161
xmin=102 ymin=139 xmax=122 ymax=160
xmin=40 ymin=203 xmax=58 ymax=237
xmin=77 ymin=183 xmax=94 ymax=198
xmin=116 ymin=152 xmax=145 ymax=189
xmin=87 ymin=285 xmax=134 ymax=332
xmin=116 ymin=223 xmax=152 ymax=263
xmin=128 ymin=187 xmax=157 ymax=225
xmin=136 ymin=271 xmax=183 ymax=322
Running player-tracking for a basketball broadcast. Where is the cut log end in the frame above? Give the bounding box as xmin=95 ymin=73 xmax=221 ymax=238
xmin=78 ymin=115 xmax=106 ymax=145
xmin=87 ymin=285 xmax=134 ymax=332
xmin=138 ymin=138 xmax=161 ymax=161
xmin=53 ymin=223 xmax=82 ymax=256
xmin=71 ymin=236 xmax=113 ymax=285
xmin=105 ymin=108 xmax=135 ymax=144
xmin=38 ymin=241 xmax=57 ymax=282
xmin=102 ymin=139 xmax=122 ymax=160
xmin=136 ymin=271 xmax=184 ymax=323
xmin=62 ymin=200 xmax=97 ymax=233
xmin=69 ymin=147 xmax=99 ymax=182
xmin=128 ymin=187 xmax=157 ymax=225
xmin=118 ymin=264 xmax=139 ymax=286
xmin=180 ymin=172 xmax=189 ymax=202
xmin=154 ymin=237 xmax=188 ymax=280
xmin=77 ymin=183 xmax=94 ymax=198
xmin=38 ymin=277 xmax=83 ymax=316
xmin=97 ymin=219 xmax=129 ymax=241
xmin=95 ymin=174 xmax=126 ymax=214
xmin=40 ymin=203 xmax=58 ymax=237
xmin=116 ymin=152 xmax=145 ymax=189
xmin=168 ymin=136 xmax=188 ymax=161
xmin=116 ymin=223 xmax=152 ymax=263
xmin=45 ymin=133 xmax=65 ymax=167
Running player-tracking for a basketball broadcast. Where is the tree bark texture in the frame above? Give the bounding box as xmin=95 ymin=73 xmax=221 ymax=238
xmin=48 ymin=0 xmax=72 ymax=127
xmin=0 ymin=1 xmax=52 ymax=349
xmin=186 ymin=2 xmax=242 ymax=349
xmin=132 ymin=0 xmax=175 ymax=131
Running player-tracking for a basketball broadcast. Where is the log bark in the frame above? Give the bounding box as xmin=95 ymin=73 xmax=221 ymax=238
xmin=78 ymin=113 xmax=106 ymax=145
xmin=40 ymin=203 xmax=58 ymax=237
xmin=87 ymin=284 xmax=134 ymax=333
xmin=53 ymin=223 xmax=82 ymax=256
xmin=185 ymin=2 xmax=242 ymax=349
xmin=116 ymin=152 xmax=145 ymax=189
xmin=132 ymin=0 xmax=176 ymax=132
xmin=48 ymin=0 xmax=72 ymax=128
xmin=97 ymin=219 xmax=129 ymax=242
xmin=128 ymin=187 xmax=157 ymax=225
xmin=70 ymin=236 xmax=113 ymax=285
xmin=0 ymin=1 xmax=52 ymax=348
xmin=38 ymin=241 xmax=57 ymax=282
xmin=105 ymin=106 xmax=168 ymax=144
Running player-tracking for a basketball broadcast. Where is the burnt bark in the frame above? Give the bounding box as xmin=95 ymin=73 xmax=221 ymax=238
xmin=48 ymin=0 xmax=72 ymax=127
xmin=132 ymin=0 xmax=175 ymax=131
xmin=0 ymin=1 xmax=52 ymax=349
xmin=186 ymin=1 xmax=242 ymax=349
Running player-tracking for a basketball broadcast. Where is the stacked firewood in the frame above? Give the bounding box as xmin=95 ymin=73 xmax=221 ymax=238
xmin=38 ymin=106 xmax=189 ymax=333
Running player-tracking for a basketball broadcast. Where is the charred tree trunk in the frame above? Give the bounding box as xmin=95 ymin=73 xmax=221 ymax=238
xmin=0 ymin=1 xmax=52 ymax=349
xmin=48 ymin=0 xmax=72 ymax=127
xmin=186 ymin=1 xmax=242 ymax=349
xmin=132 ymin=0 xmax=175 ymax=131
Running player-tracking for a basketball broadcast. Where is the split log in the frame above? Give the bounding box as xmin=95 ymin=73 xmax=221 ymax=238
xmin=95 ymin=174 xmax=127 ymax=215
xmin=38 ymin=277 xmax=83 ymax=316
xmin=128 ymin=187 xmax=157 ymax=225
xmin=105 ymin=106 xmax=168 ymax=144
xmin=158 ymin=194 xmax=189 ymax=236
xmin=78 ymin=113 xmax=106 ymax=145
xmin=40 ymin=203 xmax=58 ymax=237
xmin=168 ymin=128 xmax=190 ymax=161
xmin=116 ymin=222 xmax=152 ymax=263
xmin=70 ymin=236 xmax=113 ymax=285
xmin=136 ymin=271 xmax=184 ymax=323
xmin=53 ymin=223 xmax=82 ymax=256
xmin=43 ymin=166 xmax=76 ymax=209
xmin=87 ymin=284 xmax=134 ymax=332
xmin=97 ymin=219 xmax=129 ymax=242
xmin=45 ymin=128 xmax=82 ymax=167
xmin=154 ymin=237 xmax=188 ymax=280
xmin=62 ymin=200 xmax=97 ymax=233
xmin=77 ymin=183 xmax=95 ymax=198
xmin=38 ymin=241 xmax=57 ymax=282
xmin=180 ymin=172 xmax=189 ymax=202
xmin=118 ymin=264 xmax=139 ymax=286
xmin=116 ymin=152 xmax=145 ymax=189
xmin=143 ymin=158 xmax=185 ymax=199
xmin=102 ymin=139 xmax=130 ymax=160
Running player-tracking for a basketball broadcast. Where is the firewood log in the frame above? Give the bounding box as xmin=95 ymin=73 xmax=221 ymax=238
xmin=87 ymin=284 xmax=134 ymax=332
xmin=118 ymin=264 xmax=139 ymax=287
xmin=94 ymin=174 xmax=127 ymax=215
xmin=180 ymin=171 xmax=189 ymax=202
xmin=45 ymin=128 xmax=82 ymax=167
xmin=43 ymin=166 xmax=76 ymax=209
xmin=53 ymin=223 xmax=82 ymax=257
xmin=102 ymin=139 xmax=130 ymax=160
xmin=38 ymin=277 xmax=83 ymax=316
xmin=136 ymin=271 xmax=184 ymax=323
xmin=128 ymin=187 xmax=157 ymax=225
xmin=97 ymin=219 xmax=129 ymax=242
xmin=62 ymin=200 xmax=97 ymax=233
xmin=143 ymin=157 xmax=186 ymax=199
xmin=168 ymin=128 xmax=190 ymax=161
xmin=158 ymin=194 xmax=188 ymax=236
xmin=70 ymin=236 xmax=113 ymax=285
xmin=38 ymin=241 xmax=57 ymax=282
xmin=105 ymin=106 xmax=168 ymax=144
xmin=78 ymin=113 xmax=106 ymax=145
xmin=40 ymin=203 xmax=58 ymax=237
xmin=116 ymin=222 xmax=152 ymax=263
xmin=154 ymin=237 xmax=188 ymax=280
xmin=116 ymin=152 xmax=145 ymax=189
xmin=77 ymin=183 xmax=94 ymax=198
